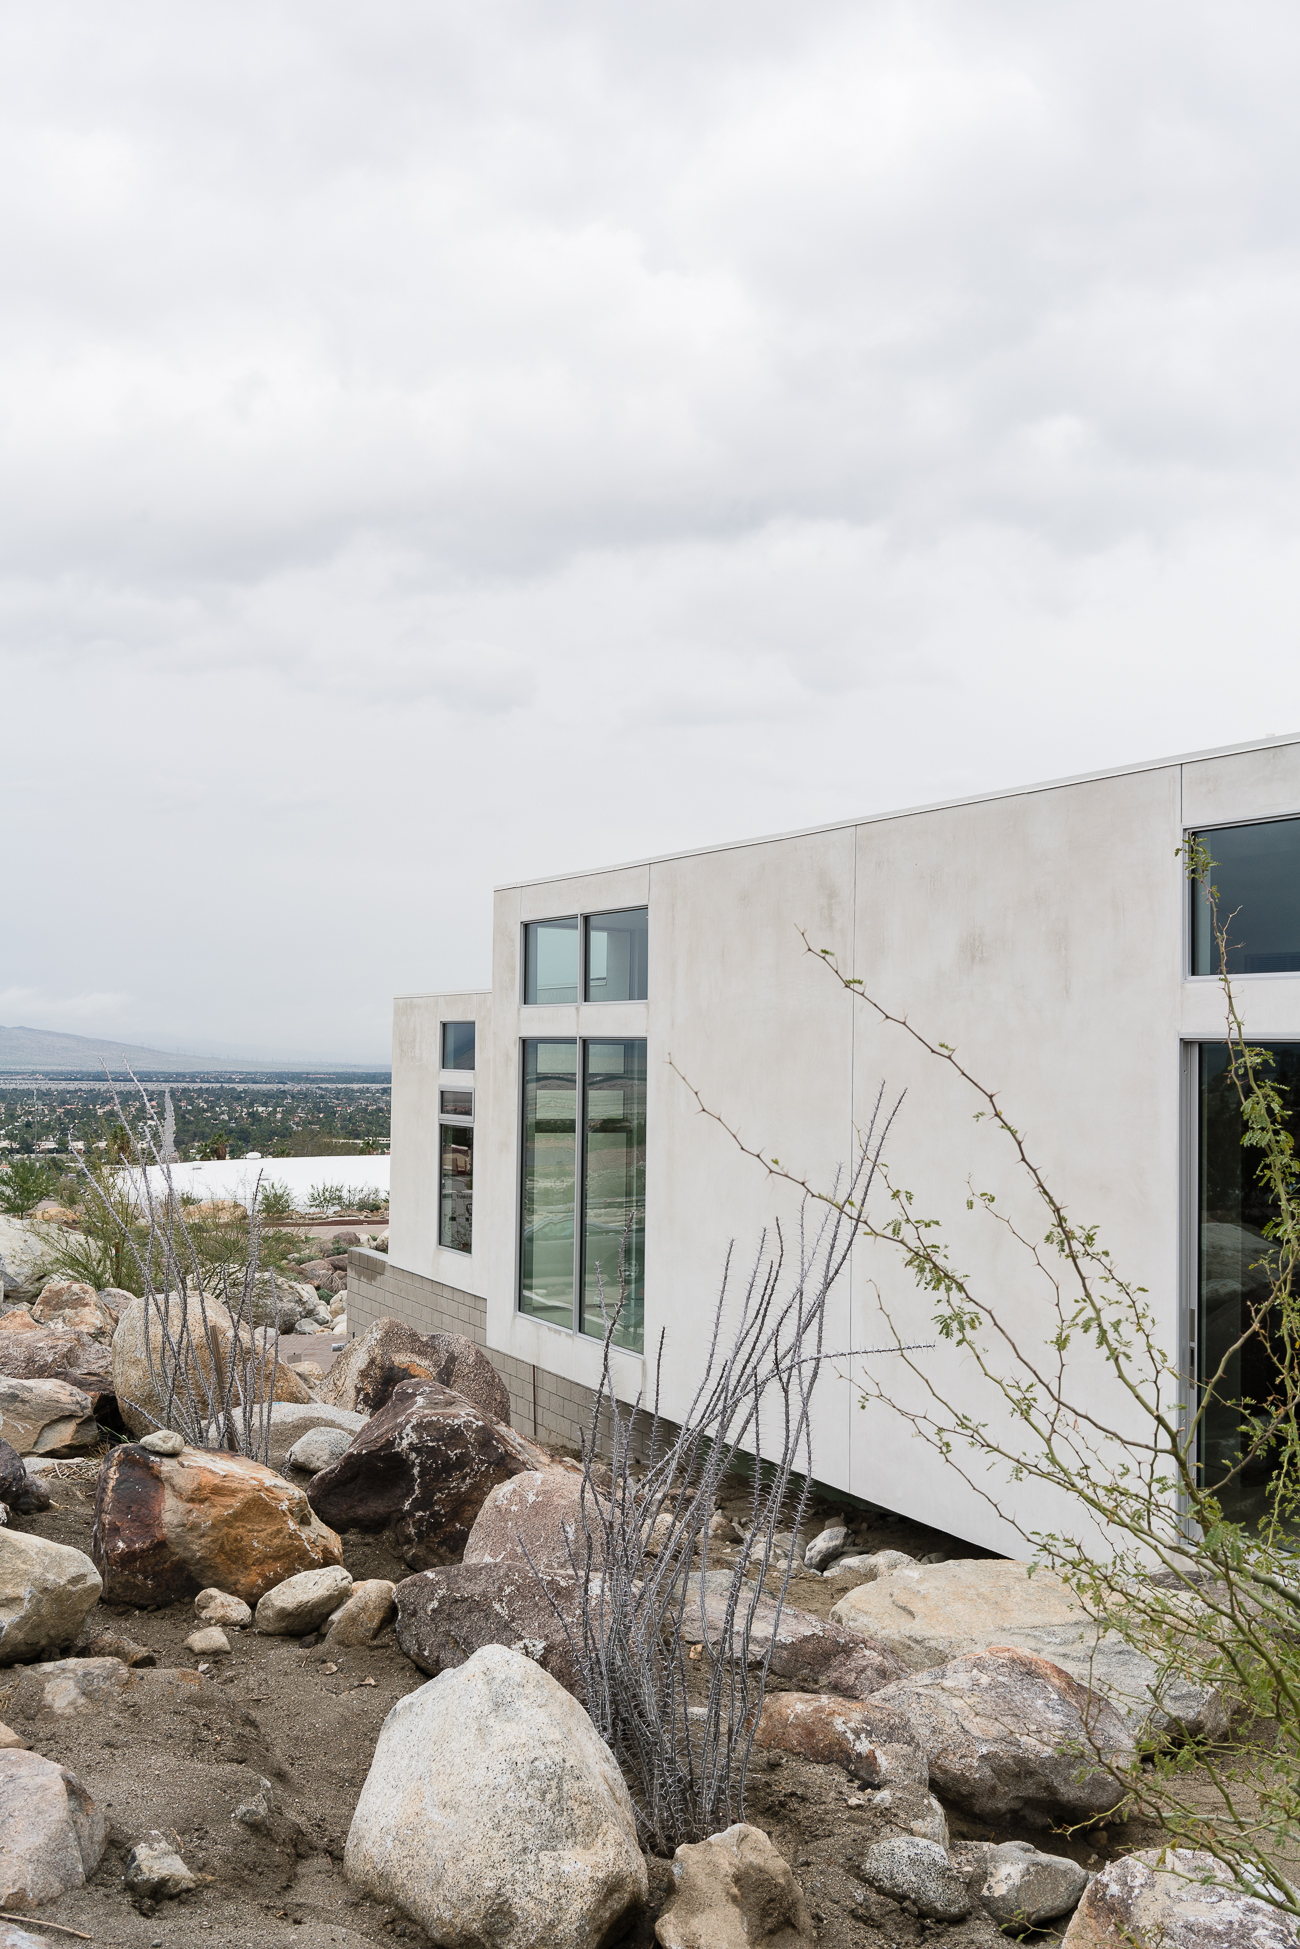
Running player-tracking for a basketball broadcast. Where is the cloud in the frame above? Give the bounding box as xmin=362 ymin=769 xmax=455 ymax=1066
xmin=2 ymin=1 xmax=1300 ymax=1055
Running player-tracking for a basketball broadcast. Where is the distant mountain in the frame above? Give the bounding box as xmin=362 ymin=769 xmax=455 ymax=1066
xmin=0 ymin=1025 xmax=383 ymax=1073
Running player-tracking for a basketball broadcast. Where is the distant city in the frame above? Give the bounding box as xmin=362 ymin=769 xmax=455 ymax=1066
xmin=0 ymin=1074 xmax=391 ymax=1161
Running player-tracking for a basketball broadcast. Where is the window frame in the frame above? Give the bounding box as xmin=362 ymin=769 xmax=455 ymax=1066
xmin=516 ymin=1033 xmax=645 ymax=1349
xmin=1184 ymin=813 xmax=1300 ymax=980
xmin=438 ymin=1084 xmax=474 ymax=1255
xmin=520 ymin=906 xmax=649 ymax=1005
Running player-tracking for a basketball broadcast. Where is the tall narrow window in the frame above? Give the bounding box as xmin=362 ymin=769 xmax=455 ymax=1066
xmin=439 ymin=1088 xmax=473 ymax=1254
xmin=524 ymin=919 xmax=580 ymax=1004
xmin=1190 ymin=819 xmax=1300 ymax=974
xmin=586 ymin=909 xmax=648 ymax=1002
xmin=580 ymin=1040 xmax=646 ymax=1350
xmin=1198 ymin=1042 xmax=1300 ymax=1524
xmin=441 ymin=1021 xmax=476 ymax=1071
xmin=519 ymin=1040 xmax=578 ymax=1327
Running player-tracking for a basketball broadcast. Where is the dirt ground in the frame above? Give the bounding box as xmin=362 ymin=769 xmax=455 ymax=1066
xmin=5 ymin=1471 xmax=1128 ymax=1949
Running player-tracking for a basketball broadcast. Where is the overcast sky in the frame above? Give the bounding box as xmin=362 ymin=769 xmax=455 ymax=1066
xmin=4 ymin=1 xmax=1300 ymax=1060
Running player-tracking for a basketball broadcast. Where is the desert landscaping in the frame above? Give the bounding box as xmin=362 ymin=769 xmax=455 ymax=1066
xmin=0 ymin=1203 xmax=1295 ymax=1949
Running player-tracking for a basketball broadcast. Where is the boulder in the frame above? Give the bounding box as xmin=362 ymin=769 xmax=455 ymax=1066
xmin=287 ymin=1425 xmax=354 ymax=1473
xmin=0 ymin=1749 xmax=107 ymax=1906
xmin=32 ymin=1279 xmax=115 ymax=1342
xmin=0 ymin=1439 xmax=49 ymax=1515
xmin=0 ymin=1529 xmax=102 ymax=1664
xmin=92 ymin=1442 xmax=344 ymax=1606
xmin=873 ymin=1645 xmax=1133 ymax=1825
xmin=319 ymin=1317 xmax=511 ymax=1424
xmin=977 ymin=1840 xmax=1090 ymax=1926
xmin=255 ymin=1564 xmax=353 ymax=1635
xmin=26 ymin=1656 xmax=131 ymax=1716
xmin=0 ymin=1324 xmax=112 ymax=1387
xmin=110 ymin=1291 xmax=312 ymax=1440
xmin=195 ymin=1587 xmax=253 ymax=1629
xmin=463 ymin=1465 xmax=597 ymax=1576
xmin=0 ymin=1720 xmax=26 ymax=1747
xmin=123 ymin=1830 xmax=198 ymax=1899
xmin=345 ymin=1644 xmax=646 ymax=1949
xmin=655 ymin=1822 xmax=815 ymax=1949
xmin=1062 ymin=1849 xmax=1297 ymax=1949
xmin=239 ymin=1270 xmax=317 ymax=1332
xmin=829 ymin=1557 xmax=1226 ymax=1743
xmin=395 ymin=1562 xmax=585 ymax=1697
xmin=0 ymin=1376 xmax=97 ymax=1455
xmin=97 ymin=1287 xmax=134 ymax=1322
xmin=679 ymin=1577 xmax=906 ymax=1697
xmin=824 ymin=1548 xmax=915 ymax=1584
xmin=0 ymin=1310 xmax=36 ymax=1332
xmin=140 ymin=1428 xmax=185 ymax=1455
xmin=829 ymin=1558 xmax=1087 ymax=1669
xmin=803 ymin=1525 xmax=850 ymax=1572
xmin=860 ymin=1837 xmax=970 ymax=1922
xmin=327 ymin=1579 xmax=397 ymax=1646
xmin=307 ymin=1378 xmax=539 ymax=1569
xmin=754 ymin=1693 xmax=927 ymax=1787
xmin=263 ymin=1400 xmax=366 ymax=1476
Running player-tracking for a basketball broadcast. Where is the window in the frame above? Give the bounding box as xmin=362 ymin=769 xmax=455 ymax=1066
xmin=1197 ymin=1042 xmax=1300 ymax=1525
xmin=439 ymin=1087 xmax=473 ymax=1254
xmin=441 ymin=1021 xmax=476 ymax=1071
xmin=519 ymin=1041 xmax=578 ymax=1325
xmin=519 ymin=1036 xmax=646 ymax=1352
xmin=586 ymin=909 xmax=648 ymax=1002
xmin=1190 ymin=818 xmax=1300 ymax=974
xmin=524 ymin=919 xmax=580 ymax=1004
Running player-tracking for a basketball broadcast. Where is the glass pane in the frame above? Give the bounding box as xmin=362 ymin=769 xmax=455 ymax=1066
xmin=1198 ymin=1042 xmax=1300 ymax=1525
xmin=441 ymin=1021 xmax=476 ymax=1071
xmin=585 ymin=908 xmax=648 ymax=1002
xmin=1191 ymin=820 xmax=1300 ymax=974
xmin=524 ymin=919 xmax=580 ymax=1004
xmin=520 ymin=1039 xmax=578 ymax=1327
xmin=580 ymin=1039 xmax=646 ymax=1352
xmin=440 ymin=1089 xmax=473 ymax=1120
xmin=439 ymin=1124 xmax=473 ymax=1254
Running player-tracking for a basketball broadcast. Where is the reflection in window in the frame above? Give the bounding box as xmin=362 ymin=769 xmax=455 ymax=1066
xmin=519 ymin=1040 xmax=578 ymax=1327
xmin=1191 ymin=819 xmax=1300 ymax=974
xmin=524 ymin=919 xmax=580 ymax=1004
xmin=439 ymin=1124 xmax=473 ymax=1254
xmin=440 ymin=1089 xmax=473 ymax=1119
xmin=586 ymin=909 xmax=649 ymax=1003
xmin=441 ymin=1021 xmax=476 ymax=1071
xmin=1198 ymin=1041 xmax=1300 ymax=1525
xmin=580 ymin=1041 xmax=646 ymax=1351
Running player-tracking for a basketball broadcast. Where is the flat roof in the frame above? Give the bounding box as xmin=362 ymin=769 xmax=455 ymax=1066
xmin=496 ymin=728 xmax=1300 ymax=892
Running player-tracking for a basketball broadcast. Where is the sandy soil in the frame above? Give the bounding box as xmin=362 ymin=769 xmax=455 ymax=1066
xmin=4 ymin=1473 xmax=1128 ymax=1949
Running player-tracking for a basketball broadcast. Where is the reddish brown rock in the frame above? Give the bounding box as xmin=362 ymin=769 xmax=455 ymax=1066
xmin=394 ymin=1561 xmax=585 ymax=1697
xmin=317 ymin=1317 xmax=511 ymax=1424
xmin=754 ymin=1692 xmax=927 ymax=1786
xmin=680 ymin=1583 xmax=906 ymax=1699
xmin=92 ymin=1442 xmax=344 ymax=1606
xmin=32 ymin=1281 xmax=115 ymax=1343
xmin=463 ymin=1464 xmax=597 ymax=1575
xmin=873 ymin=1645 xmax=1134 ymax=1825
xmin=308 ymin=1378 xmax=539 ymax=1568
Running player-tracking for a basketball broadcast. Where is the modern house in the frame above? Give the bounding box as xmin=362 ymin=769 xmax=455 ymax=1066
xmin=349 ymin=733 xmax=1300 ymax=1554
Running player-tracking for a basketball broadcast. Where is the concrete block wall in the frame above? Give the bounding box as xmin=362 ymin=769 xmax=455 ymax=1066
xmin=346 ymin=1247 xmax=673 ymax=1459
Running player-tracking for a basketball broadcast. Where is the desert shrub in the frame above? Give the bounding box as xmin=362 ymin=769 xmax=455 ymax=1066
xmin=254 ymin=1179 xmax=296 ymax=1219
xmin=339 ymin=1183 xmax=387 ymax=1214
xmin=306 ymin=1182 xmax=345 ymax=1214
xmin=558 ymin=1093 xmax=897 ymax=1854
xmin=64 ymin=1075 xmax=289 ymax=1460
xmin=0 ymin=1157 xmax=61 ymax=1216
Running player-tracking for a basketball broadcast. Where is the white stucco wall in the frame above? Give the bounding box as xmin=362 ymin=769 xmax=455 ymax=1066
xmin=388 ymin=734 xmax=1300 ymax=1552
